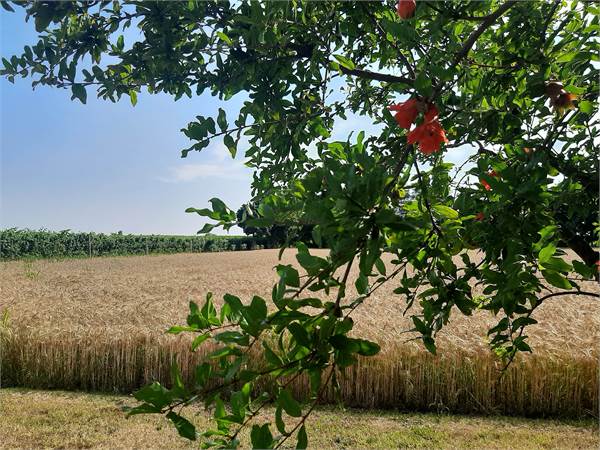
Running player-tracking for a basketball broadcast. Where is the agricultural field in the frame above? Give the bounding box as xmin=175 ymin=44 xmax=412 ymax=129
xmin=1 ymin=249 xmax=598 ymax=418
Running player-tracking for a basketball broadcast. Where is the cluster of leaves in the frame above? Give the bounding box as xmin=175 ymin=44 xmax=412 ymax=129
xmin=235 ymin=202 xmax=316 ymax=248
xmin=2 ymin=0 xmax=598 ymax=447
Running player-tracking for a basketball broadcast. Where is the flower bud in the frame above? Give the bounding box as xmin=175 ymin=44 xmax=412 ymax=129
xmin=397 ymin=0 xmax=416 ymax=19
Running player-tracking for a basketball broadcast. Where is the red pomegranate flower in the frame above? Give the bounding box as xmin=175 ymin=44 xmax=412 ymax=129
xmin=552 ymin=92 xmax=577 ymax=114
xmin=480 ymin=170 xmax=498 ymax=191
xmin=424 ymin=105 xmax=439 ymax=122
xmin=397 ymin=0 xmax=416 ymax=19
xmin=407 ymin=119 xmax=448 ymax=154
xmin=389 ymin=98 xmax=419 ymax=129
xmin=475 ymin=212 xmax=485 ymax=222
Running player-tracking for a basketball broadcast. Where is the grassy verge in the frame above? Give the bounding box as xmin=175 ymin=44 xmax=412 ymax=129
xmin=1 ymin=388 xmax=597 ymax=449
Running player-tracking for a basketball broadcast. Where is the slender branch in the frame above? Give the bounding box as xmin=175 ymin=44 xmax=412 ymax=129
xmin=362 ymin=6 xmax=415 ymax=79
xmin=425 ymin=2 xmax=491 ymax=22
xmin=540 ymin=0 xmax=561 ymax=46
xmin=414 ymin=159 xmax=443 ymax=237
xmin=339 ymin=66 xmax=413 ymax=86
xmin=537 ymin=290 xmax=599 ymax=303
xmin=273 ymin=364 xmax=336 ymax=449
xmin=450 ymin=1 xmax=517 ymax=69
xmin=498 ymin=289 xmax=599 ymax=374
xmin=334 ymin=258 xmax=354 ymax=316
xmin=432 ymin=0 xmax=517 ymax=99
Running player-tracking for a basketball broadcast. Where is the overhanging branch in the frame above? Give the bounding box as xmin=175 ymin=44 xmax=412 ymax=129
xmin=339 ymin=66 xmax=413 ymax=85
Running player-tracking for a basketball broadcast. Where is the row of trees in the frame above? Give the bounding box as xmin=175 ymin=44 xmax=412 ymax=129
xmin=0 ymin=228 xmax=270 ymax=259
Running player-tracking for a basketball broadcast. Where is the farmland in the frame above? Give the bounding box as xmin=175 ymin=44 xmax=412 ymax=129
xmin=1 ymin=249 xmax=597 ymax=417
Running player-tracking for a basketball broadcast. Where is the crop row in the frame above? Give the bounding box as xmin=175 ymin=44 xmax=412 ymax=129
xmin=0 ymin=229 xmax=269 ymax=260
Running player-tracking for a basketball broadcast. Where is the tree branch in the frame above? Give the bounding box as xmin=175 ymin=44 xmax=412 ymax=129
xmin=450 ymin=0 xmax=517 ymax=69
xmin=339 ymin=66 xmax=413 ymax=85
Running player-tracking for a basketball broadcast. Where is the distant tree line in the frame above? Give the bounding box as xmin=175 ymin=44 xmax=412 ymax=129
xmin=236 ymin=203 xmax=319 ymax=248
xmin=0 ymin=228 xmax=272 ymax=260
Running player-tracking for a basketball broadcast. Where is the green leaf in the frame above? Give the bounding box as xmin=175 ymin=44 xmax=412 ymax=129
xmin=250 ymin=424 xmax=273 ymax=449
xmin=432 ymin=204 xmax=459 ymax=219
xmin=354 ymin=338 xmax=380 ymax=356
xmin=125 ymin=403 xmax=161 ymax=415
xmin=333 ymin=54 xmax=355 ymax=70
xmin=224 ymin=134 xmax=237 ymax=158
xmin=132 ymin=382 xmax=170 ymax=409
xmin=198 ymin=223 xmax=215 ymax=234
xmin=214 ymin=331 xmax=249 ymax=346
xmin=374 ymin=258 xmax=387 ymax=276
xmin=579 ymin=100 xmax=593 ymax=114
xmin=288 ymin=322 xmax=311 ymax=347
xmin=415 ymin=72 xmax=433 ymax=97
xmin=355 ymin=273 xmax=368 ymax=295
xmin=166 ymin=411 xmax=196 ymax=441
xmin=330 ymin=335 xmax=380 ymax=356
xmin=195 ymin=362 xmax=212 ymax=387
xmin=129 ymin=90 xmax=137 ymax=106
xmin=166 ymin=325 xmax=198 ymax=334
xmin=71 ymin=84 xmax=87 ymax=104
xmin=275 ymin=406 xmax=286 ymax=434
xmin=556 ymin=52 xmax=576 ymax=63
xmin=423 ymin=336 xmax=437 ymax=354
xmin=412 ymin=316 xmax=428 ymax=335
xmin=191 ymin=333 xmax=210 ymax=351
xmin=277 ymin=264 xmax=300 ymax=288
xmin=217 ymin=31 xmax=233 ymax=46
xmin=278 ymin=388 xmax=302 ymax=417
xmin=263 ymin=342 xmax=283 ymax=367
xmin=542 ymin=270 xmax=572 ymax=289
xmin=296 ymin=425 xmax=308 ymax=450
xmin=573 ymin=260 xmax=593 ymax=279
xmin=1 ymin=1 xmax=15 ymax=12
xmin=542 ymin=257 xmax=572 ymax=273
xmin=538 ymin=243 xmax=556 ymax=263
xmin=217 ymin=108 xmax=227 ymax=132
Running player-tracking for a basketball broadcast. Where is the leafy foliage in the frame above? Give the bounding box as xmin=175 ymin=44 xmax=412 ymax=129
xmin=2 ymin=0 xmax=599 ymax=447
xmin=236 ymin=202 xmax=316 ymax=248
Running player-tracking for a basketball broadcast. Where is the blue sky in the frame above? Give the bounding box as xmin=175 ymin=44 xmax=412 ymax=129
xmin=1 ymin=9 xmax=255 ymax=235
xmin=1 ymin=9 xmax=470 ymax=236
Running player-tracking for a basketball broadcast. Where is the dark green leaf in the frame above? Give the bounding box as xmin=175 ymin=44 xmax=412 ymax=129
xmin=166 ymin=411 xmax=196 ymax=441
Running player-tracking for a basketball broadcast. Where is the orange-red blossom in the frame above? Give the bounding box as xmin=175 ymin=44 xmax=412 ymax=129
xmin=552 ymin=92 xmax=577 ymax=114
xmin=388 ymin=98 xmax=419 ymax=129
xmin=397 ymin=0 xmax=416 ymax=19
xmin=389 ymin=99 xmax=448 ymax=154
xmin=480 ymin=170 xmax=499 ymax=191
xmin=406 ymin=105 xmax=448 ymax=154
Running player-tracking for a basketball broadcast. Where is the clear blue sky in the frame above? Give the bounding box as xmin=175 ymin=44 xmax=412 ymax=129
xmin=1 ymin=9 xmax=255 ymax=235
xmin=1 ymin=9 xmax=469 ymax=236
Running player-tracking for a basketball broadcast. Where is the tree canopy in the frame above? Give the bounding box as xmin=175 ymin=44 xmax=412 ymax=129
xmin=2 ymin=0 xmax=598 ymax=447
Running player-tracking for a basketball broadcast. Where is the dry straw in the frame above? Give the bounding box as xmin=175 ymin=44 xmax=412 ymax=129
xmin=1 ymin=328 xmax=596 ymax=418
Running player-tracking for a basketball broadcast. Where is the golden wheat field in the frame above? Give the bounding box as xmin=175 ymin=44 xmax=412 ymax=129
xmin=1 ymin=249 xmax=598 ymax=416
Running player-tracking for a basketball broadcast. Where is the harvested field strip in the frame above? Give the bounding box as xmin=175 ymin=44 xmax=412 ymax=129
xmin=2 ymin=330 xmax=596 ymax=417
